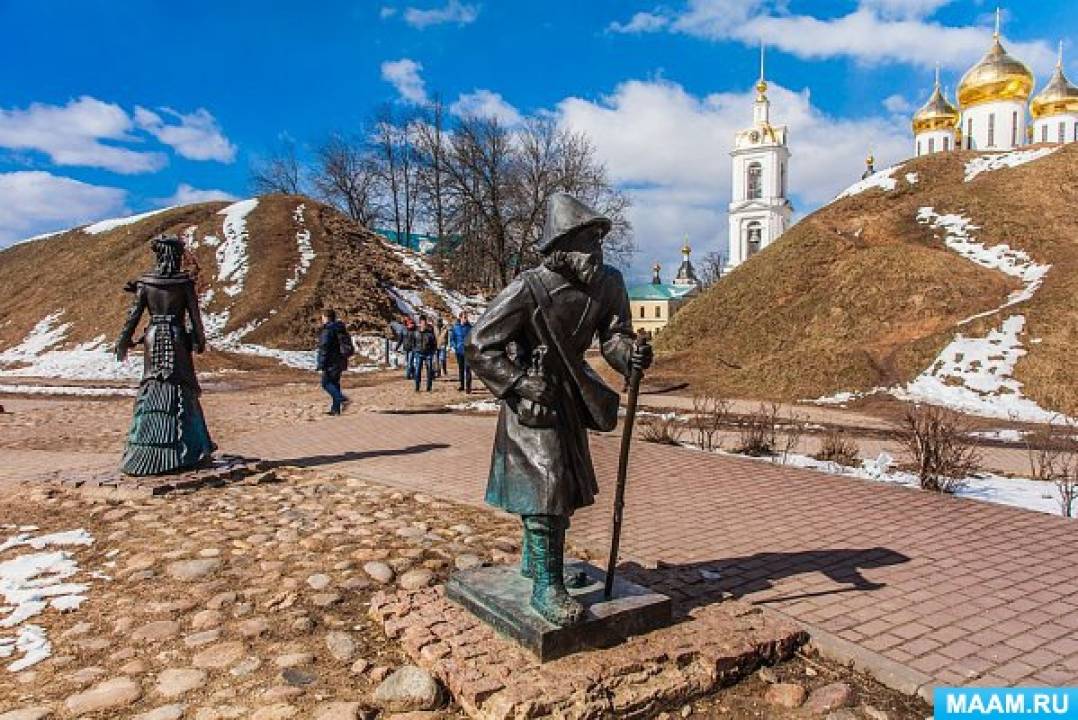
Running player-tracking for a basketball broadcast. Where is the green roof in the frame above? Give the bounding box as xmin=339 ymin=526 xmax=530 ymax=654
xmin=627 ymin=282 xmax=697 ymax=301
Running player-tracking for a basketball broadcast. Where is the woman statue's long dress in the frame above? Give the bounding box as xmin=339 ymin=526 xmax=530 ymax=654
xmin=115 ymin=236 xmax=216 ymax=475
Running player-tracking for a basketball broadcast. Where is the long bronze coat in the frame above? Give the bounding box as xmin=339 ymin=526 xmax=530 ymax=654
xmin=465 ymin=264 xmax=635 ymax=517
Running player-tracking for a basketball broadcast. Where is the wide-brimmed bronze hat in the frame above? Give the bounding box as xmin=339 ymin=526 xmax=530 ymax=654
xmin=538 ymin=192 xmax=612 ymax=255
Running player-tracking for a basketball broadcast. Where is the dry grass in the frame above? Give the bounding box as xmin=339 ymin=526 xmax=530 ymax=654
xmin=653 ymin=145 xmax=1078 ymax=418
xmin=639 ymin=415 xmax=684 ymax=445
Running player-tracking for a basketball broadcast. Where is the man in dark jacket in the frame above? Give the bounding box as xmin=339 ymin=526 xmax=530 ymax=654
xmin=465 ymin=193 xmax=652 ymax=626
xmin=316 ymin=309 xmax=348 ymax=415
xmin=412 ymin=316 xmax=438 ymax=392
xmin=449 ymin=312 xmax=473 ymax=393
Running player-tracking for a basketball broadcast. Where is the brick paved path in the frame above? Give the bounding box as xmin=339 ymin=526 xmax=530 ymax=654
xmin=8 ymin=407 xmax=1076 ymax=691
xmin=228 ymin=410 xmax=1078 ymax=691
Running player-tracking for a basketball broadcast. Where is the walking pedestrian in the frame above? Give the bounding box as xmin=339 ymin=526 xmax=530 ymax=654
xmin=435 ymin=317 xmax=450 ymax=378
xmin=316 ymin=308 xmax=352 ymax=415
xmin=450 ymin=311 xmax=473 ymax=393
xmin=413 ymin=316 xmax=437 ymax=392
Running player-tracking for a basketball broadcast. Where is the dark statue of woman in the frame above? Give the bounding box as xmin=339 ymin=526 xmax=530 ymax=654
xmin=115 ymin=235 xmax=215 ymax=475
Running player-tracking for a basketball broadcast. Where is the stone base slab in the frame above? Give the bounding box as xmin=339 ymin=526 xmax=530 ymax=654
xmin=24 ymin=454 xmax=275 ymax=497
xmin=446 ymin=560 xmax=672 ymax=661
xmin=370 ymin=585 xmax=808 ymax=720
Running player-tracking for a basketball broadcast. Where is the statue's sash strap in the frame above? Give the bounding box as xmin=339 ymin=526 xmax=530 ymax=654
xmin=521 ymin=273 xmax=620 ymax=433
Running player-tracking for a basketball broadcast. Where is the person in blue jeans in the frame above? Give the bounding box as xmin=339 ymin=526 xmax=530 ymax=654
xmin=412 ymin=316 xmax=438 ymax=392
xmin=449 ymin=311 xmax=473 ymax=393
xmin=316 ymin=309 xmax=349 ymax=415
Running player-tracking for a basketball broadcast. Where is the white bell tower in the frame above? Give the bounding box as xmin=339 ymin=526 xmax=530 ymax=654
xmin=726 ymin=44 xmax=793 ymax=273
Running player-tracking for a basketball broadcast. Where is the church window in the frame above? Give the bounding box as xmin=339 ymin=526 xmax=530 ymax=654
xmin=780 ymin=163 xmax=786 ymax=195
xmin=1012 ymin=111 xmax=1018 ymax=146
xmin=928 ymin=138 xmax=935 ymax=153
xmin=943 ymin=136 xmax=950 ymax=151
xmin=967 ymin=118 xmax=973 ymax=149
xmin=654 ymin=305 xmax=662 ymax=319
xmin=1060 ymin=122 xmax=1066 ymax=144
xmin=987 ymin=113 xmax=995 ymax=147
xmin=1042 ymin=124 xmax=1049 ymax=143
xmin=1074 ymin=122 xmax=1078 ymax=142
xmin=746 ymin=162 xmax=763 ymax=199
xmin=639 ymin=305 xmax=645 ymax=319
xmin=916 ymin=140 xmax=921 ymax=156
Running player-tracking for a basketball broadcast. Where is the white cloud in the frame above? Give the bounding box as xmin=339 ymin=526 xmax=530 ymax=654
xmin=0 ymin=171 xmax=127 ymax=247
xmin=0 ymin=96 xmax=165 ymax=174
xmin=381 ymin=58 xmax=429 ymax=105
xmin=556 ymin=78 xmax=909 ymax=278
xmin=380 ymin=6 xmax=397 ymax=18
xmin=153 ymin=183 xmax=237 ymax=207
xmin=883 ymin=94 xmax=916 ymax=113
xmin=134 ymin=107 xmax=236 ymax=163
xmin=626 ymin=1 xmax=1057 ymax=74
xmin=450 ymin=89 xmax=523 ymax=124
xmin=608 ymin=11 xmax=670 ymax=34
xmin=403 ymin=0 xmax=479 ymax=29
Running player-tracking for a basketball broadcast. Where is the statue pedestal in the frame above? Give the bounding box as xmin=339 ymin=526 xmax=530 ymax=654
xmin=446 ymin=560 xmax=671 ymax=662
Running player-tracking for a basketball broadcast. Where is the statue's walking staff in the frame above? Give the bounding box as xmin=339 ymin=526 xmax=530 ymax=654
xmin=604 ymin=335 xmax=648 ymax=600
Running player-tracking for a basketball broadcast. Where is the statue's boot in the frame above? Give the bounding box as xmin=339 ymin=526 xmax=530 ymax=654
xmin=524 ymin=515 xmax=585 ymax=626
xmin=522 ymin=518 xmax=588 ymax=588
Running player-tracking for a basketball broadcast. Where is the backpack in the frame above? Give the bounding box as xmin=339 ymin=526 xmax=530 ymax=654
xmin=338 ymin=326 xmax=355 ymax=359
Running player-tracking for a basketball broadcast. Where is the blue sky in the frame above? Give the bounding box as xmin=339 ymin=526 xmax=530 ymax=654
xmin=1 ymin=0 xmax=1074 ymax=280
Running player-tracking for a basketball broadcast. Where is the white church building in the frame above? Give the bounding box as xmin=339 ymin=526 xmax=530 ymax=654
xmin=913 ymin=10 xmax=1078 ymax=155
xmin=725 ymin=49 xmax=793 ymax=273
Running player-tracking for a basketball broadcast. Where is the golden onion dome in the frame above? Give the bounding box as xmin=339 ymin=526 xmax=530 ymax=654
xmin=912 ymin=70 xmax=960 ymax=134
xmin=957 ymin=34 xmax=1035 ymax=108
xmin=1031 ymin=46 xmax=1078 ymax=119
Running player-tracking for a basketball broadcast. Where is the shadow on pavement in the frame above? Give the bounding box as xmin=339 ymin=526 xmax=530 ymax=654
xmin=265 ymin=443 xmax=451 ymax=469
xmin=618 ymin=546 xmax=910 ymax=613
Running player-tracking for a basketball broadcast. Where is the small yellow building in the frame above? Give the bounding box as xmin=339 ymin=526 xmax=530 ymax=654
xmin=628 ymin=243 xmax=701 ymax=334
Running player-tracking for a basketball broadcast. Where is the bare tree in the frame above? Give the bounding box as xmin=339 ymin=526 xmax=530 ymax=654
xmin=250 ymin=138 xmax=303 ymax=195
xmin=311 ymin=133 xmax=381 ymax=227
xmin=413 ymin=97 xmax=452 ymax=242
xmin=372 ymin=105 xmax=421 ymax=243
xmin=697 ymin=251 xmax=727 ymax=288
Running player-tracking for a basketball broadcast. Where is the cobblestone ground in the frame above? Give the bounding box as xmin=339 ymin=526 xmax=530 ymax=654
xmin=0 ymin=468 xmax=519 ymax=719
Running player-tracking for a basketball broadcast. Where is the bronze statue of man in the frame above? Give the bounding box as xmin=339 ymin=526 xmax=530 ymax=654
xmin=466 ymin=193 xmax=652 ymax=625
xmin=115 ymin=235 xmax=215 ymax=475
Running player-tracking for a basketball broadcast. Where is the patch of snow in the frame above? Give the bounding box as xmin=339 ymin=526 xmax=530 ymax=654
xmin=447 ymin=399 xmax=500 ymax=414
xmin=82 ymin=206 xmax=179 ymax=235
xmin=833 ymin=165 xmax=900 ymax=201
xmin=894 ymin=316 xmax=1058 ymax=422
xmin=964 ymin=147 xmax=1059 ymax=182
xmin=894 ymin=208 xmax=1063 ymax=423
xmin=729 ymin=448 xmax=1066 ymax=517
xmin=969 ymin=428 xmax=1028 ymax=442
xmin=0 ymin=316 xmax=141 ymax=382
xmin=905 ymin=172 xmax=918 ymax=185
xmin=215 ymin=199 xmax=258 ymax=297
xmin=383 ymin=241 xmax=486 ymax=319
xmin=0 ymin=383 xmax=134 ymax=397
xmin=0 ymin=528 xmax=95 ymax=672
xmin=916 ymin=208 xmax=1050 ymax=322
xmin=285 ymin=204 xmax=315 ymax=293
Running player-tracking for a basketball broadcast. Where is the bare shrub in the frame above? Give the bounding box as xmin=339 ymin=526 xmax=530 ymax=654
xmin=1025 ymin=415 xmax=1078 ymax=517
xmin=735 ymin=403 xmax=780 ymax=457
xmin=639 ymin=415 xmax=684 ymax=446
xmin=896 ymin=405 xmax=982 ymax=493
xmin=777 ymin=411 xmax=808 ymax=465
xmin=814 ymin=429 xmax=861 ymax=467
xmin=690 ymin=389 xmax=730 ymax=451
